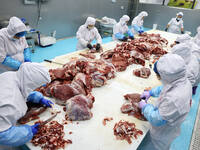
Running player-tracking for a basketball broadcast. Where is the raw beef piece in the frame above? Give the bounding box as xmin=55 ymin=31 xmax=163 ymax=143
xmin=102 ymin=117 xmax=113 ymax=126
xmin=112 ymin=53 xmax=128 ymax=72
xmin=65 ymin=95 xmax=93 ymax=121
xmin=49 ymin=68 xmax=72 ymax=81
xmin=113 ymin=120 xmax=143 ymax=144
xmin=133 ymin=67 xmax=151 ymax=78
xmin=51 ymin=84 xmax=80 ymax=105
xmin=79 ymin=52 xmax=96 ymax=59
xmin=121 ymin=93 xmax=147 ymax=121
xmin=63 ymin=60 xmax=79 ymax=77
xmin=100 ymin=50 xmax=114 ymax=61
xmin=90 ymin=73 xmax=107 ymax=87
xmin=18 ymin=102 xmax=47 ymax=124
xmin=73 ymin=73 xmax=92 ymax=93
xmin=130 ymin=51 xmax=145 ymax=66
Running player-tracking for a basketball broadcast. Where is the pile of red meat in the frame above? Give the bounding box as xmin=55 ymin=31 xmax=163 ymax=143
xmin=36 ymin=58 xmax=116 ymax=121
xmin=133 ymin=67 xmax=151 ymax=79
xmin=113 ymin=120 xmax=143 ymax=144
xmin=31 ymin=121 xmax=72 ymax=150
xmin=121 ymin=93 xmax=147 ymax=121
xmin=100 ymin=33 xmax=168 ymax=72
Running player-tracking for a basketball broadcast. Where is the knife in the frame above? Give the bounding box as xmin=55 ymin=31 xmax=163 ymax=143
xmin=44 ymin=59 xmax=64 ymax=65
xmin=40 ymin=113 xmax=57 ymax=126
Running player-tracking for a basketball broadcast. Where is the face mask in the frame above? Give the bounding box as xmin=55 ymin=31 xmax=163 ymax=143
xmin=176 ymin=17 xmax=181 ymax=22
xmin=87 ymin=25 xmax=94 ymax=30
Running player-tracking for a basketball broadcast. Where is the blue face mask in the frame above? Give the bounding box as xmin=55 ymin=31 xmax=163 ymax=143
xmin=15 ymin=31 xmax=27 ymax=38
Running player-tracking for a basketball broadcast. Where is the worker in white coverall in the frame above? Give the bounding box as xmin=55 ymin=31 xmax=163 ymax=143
xmin=165 ymin=12 xmax=184 ymax=34
xmin=131 ymin=11 xmax=148 ymax=35
xmin=76 ymin=17 xmax=102 ymax=51
xmin=138 ymin=54 xmax=192 ymax=150
xmin=0 ymin=63 xmax=53 ymax=149
xmin=112 ymin=15 xmax=134 ymax=41
xmin=0 ymin=16 xmax=31 ymax=73
xmin=193 ymin=26 xmax=200 ymax=47
xmin=171 ymin=43 xmax=200 ymax=95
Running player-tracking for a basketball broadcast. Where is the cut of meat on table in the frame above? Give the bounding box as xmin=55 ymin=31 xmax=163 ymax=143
xmin=18 ymin=102 xmax=47 ymax=124
xmin=65 ymin=94 xmax=94 ymax=121
xmin=133 ymin=67 xmax=151 ymax=79
xmin=31 ymin=121 xmax=72 ymax=150
xmin=113 ymin=120 xmax=143 ymax=144
xmin=121 ymin=93 xmax=147 ymax=121
xmin=79 ymin=52 xmax=96 ymax=59
xmin=102 ymin=117 xmax=113 ymax=126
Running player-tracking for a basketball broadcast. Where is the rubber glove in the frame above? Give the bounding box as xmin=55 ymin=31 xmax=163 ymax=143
xmin=119 ymin=36 xmax=128 ymax=42
xmin=31 ymin=123 xmax=40 ymax=135
xmin=138 ymin=100 xmax=147 ymax=109
xmin=165 ymin=28 xmax=168 ymax=32
xmin=96 ymin=43 xmax=101 ymax=51
xmin=87 ymin=43 xmax=93 ymax=49
xmin=40 ymin=98 xmax=54 ymax=107
xmin=129 ymin=36 xmax=134 ymax=40
xmin=140 ymin=91 xmax=151 ymax=102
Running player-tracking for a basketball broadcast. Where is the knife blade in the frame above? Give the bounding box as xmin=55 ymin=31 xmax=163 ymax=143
xmin=40 ymin=113 xmax=57 ymax=126
xmin=44 ymin=59 xmax=64 ymax=65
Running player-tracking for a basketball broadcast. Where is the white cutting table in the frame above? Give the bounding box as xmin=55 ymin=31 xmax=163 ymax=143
xmin=26 ymin=30 xmax=179 ymax=150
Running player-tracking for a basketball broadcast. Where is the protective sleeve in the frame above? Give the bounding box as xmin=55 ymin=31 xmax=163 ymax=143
xmin=0 ymin=37 xmax=7 ymax=62
xmin=2 ymin=56 xmax=22 ymax=70
xmin=180 ymin=20 xmax=184 ymax=28
xmin=115 ymin=33 xmax=125 ymax=40
xmin=95 ymin=28 xmax=102 ymax=44
xmin=140 ymin=26 xmax=144 ymax=31
xmin=168 ymin=18 xmax=173 ymax=25
xmin=150 ymin=85 xmax=163 ymax=97
xmin=133 ymin=24 xmax=140 ymax=32
xmin=0 ymin=125 xmax=33 ymax=146
xmin=27 ymin=91 xmax=43 ymax=103
xmin=142 ymin=104 xmax=167 ymax=127
xmin=76 ymin=26 xmax=88 ymax=47
xmin=127 ymin=29 xmax=134 ymax=37
xmin=23 ymin=48 xmax=31 ymax=62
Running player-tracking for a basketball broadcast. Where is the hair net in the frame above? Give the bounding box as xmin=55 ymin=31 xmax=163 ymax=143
xmin=85 ymin=17 xmax=96 ymax=26
xmin=157 ymin=53 xmax=186 ymax=84
xmin=175 ymin=34 xmax=191 ymax=43
xmin=177 ymin=12 xmax=183 ymax=17
xmin=7 ymin=16 xmax=27 ymax=38
xmin=171 ymin=43 xmax=191 ymax=65
xmin=16 ymin=62 xmax=51 ymax=99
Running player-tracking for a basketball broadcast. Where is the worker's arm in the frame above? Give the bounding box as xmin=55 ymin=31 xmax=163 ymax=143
xmin=27 ymin=91 xmax=53 ymax=107
xmin=142 ymin=104 xmax=167 ymax=127
xmin=0 ymin=125 xmax=33 ymax=146
xmin=23 ymin=48 xmax=32 ymax=62
xmin=113 ymin=24 xmax=125 ymax=40
xmin=127 ymin=29 xmax=134 ymax=38
xmin=150 ymin=85 xmax=163 ymax=97
xmin=2 ymin=56 xmax=22 ymax=70
xmin=133 ymin=24 xmax=141 ymax=32
xmin=76 ymin=26 xmax=89 ymax=47
xmin=94 ymin=28 xmax=102 ymax=44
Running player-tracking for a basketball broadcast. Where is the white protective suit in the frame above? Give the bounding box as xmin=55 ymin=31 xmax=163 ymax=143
xmin=193 ymin=26 xmax=200 ymax=47
xmin=167 ymin=12 xmax=184 ymax=34
xmin=0 ymin=62 xmax=50 ymax=133
xmin=112 ymin=15 xmax=130 ymax=40
xmin=0 ymin=17 xmax=28 ymax=72
xmin=76 ymin=17 xmax=102 ymax=50
xmin=142 ymin=54 xmax=192 ymax=150
xmin=131 ymin=11 xmax=148 ymax=34
xmin=171 ymin=43 xmax=200 ymax=86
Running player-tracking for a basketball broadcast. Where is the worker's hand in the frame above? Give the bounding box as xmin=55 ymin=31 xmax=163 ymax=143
xmin=24 ymin=59 xmax=32 ymax=62
xmin=138 ymin=30 xmax=144 ymax=34
xmin=40 ymin=98 xmax=54 ymax=108
xmin=138 ymin=100 xmax=147 ymax=109
xmin=140 ymin=91 xmax=151 ymax=102
xmin=165 ymin=28 xmax=168 ymax=32
xmin=31 ymin=123 xmax=40 ymax=135
xmin=96 ymin=43 xmax=101 ymax=51
xmin=87 ymin=43 xmax=93 ymax=49
xmin=129 ymin=36 xmax=134 ymax=40
xmin=119 ymin=36 xmax=128 ymax=42
xmin=181 ymin=31 xmax=184 ymax=34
